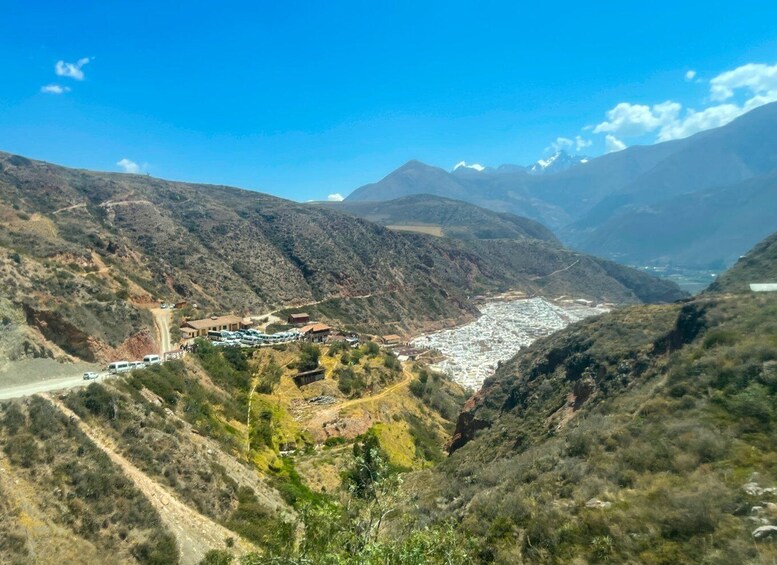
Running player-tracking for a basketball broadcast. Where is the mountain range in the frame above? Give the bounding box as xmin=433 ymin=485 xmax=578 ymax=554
xmin=0 ymin=151 xmax=682 ymax=365
xmin=347 ymin=102 xmax=777 ymax=270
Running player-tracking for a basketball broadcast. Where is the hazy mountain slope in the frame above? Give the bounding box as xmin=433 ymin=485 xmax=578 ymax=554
xmin=574 ymin=170 xmax=777 ymax=268
xmin=347 ymin=102 xmax=777 ymax=270
xmin=567 ymin=102 xmax=777 ymax=235
xmin=708 ymin=229 xmax=777 ymax=293
xmin=321 ymin=194 xmax=559 ymax=242
xmin=404 ymin=290 xmax=777 ymax=563
xmin=346 ymin=160 xmax=571 ymax=228
xmin=0 ymin=151 xmax=682 ymax=363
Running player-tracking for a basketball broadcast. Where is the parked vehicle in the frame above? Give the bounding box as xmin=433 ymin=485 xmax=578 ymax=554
xmin=160 ymin=303 xmax=168 ymax=309
xmin=131 ymin=361 xmax=145 ymax=370
xmin=108 ymin=361 xmax=131 ymax=374
xmin=143 ymin=354 xmax=161 ymax=365
xmin=83 ymin=371 xmax=99 ymax=380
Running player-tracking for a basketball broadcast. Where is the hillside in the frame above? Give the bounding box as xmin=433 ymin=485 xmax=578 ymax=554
xmin=392 ymin=234 xmax=777 ymax=563
xmin=574 ymin=170 xmax=777 ymax=269
xmin=347 ymin=102 xmax=777 ymax=271
xmin=708 ymin=230 xmax=777 ymax=293
xmin=0 ymin=337 xmax=470 ymax=564
xmin=0 ymin=151 xmax=683 ymax=364
xmin=319 ymin=194 xmax=558 ymax=242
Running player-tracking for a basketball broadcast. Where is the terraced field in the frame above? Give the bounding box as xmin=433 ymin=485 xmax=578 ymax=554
xmin=411 ymin=297 xmax=609 ymax=388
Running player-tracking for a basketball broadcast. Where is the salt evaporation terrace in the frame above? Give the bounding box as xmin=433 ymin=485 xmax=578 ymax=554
xmin=411 ymin=297 xmax=609 ymax=389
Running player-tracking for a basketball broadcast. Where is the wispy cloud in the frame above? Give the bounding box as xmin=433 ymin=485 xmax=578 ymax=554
xmin=117 ymin=158 xmax=142 ymax=174
xmin=709 ymin=63 xmax=777 ymax=101
xmin=40 ymin=84 xmax=71 ymax=95
xmin=604 ymin=135 xmax=626 ymax=153
xmin=548 ymin=135 xmax=591 ymax=153
xmin=685 ymin=70 xmax=697 ymax=81
xmin=593 ymin=101 xmax=681 ymax=138
xmin=55 ymin=57 xmax=91 ymax=80
xmin=327 ymin=193 xmax=345 ymax=202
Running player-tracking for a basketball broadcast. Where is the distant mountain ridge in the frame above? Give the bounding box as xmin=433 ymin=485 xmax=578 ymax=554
xmin=347 ymin=102 xmax=777 ymax=270
xmin=0 ymin=151 xmax=683 ymax=364
xmin=527 ymin=150 xmax=590 ymax=175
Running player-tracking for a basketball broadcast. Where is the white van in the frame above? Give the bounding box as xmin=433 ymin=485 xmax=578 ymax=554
xmin=108 ymin=361 xmax=131 ymax=374
xmin=143 ymin=354 xmax=161 ymax=365
xmin=131 ymin=361 xmax=145 ymax=370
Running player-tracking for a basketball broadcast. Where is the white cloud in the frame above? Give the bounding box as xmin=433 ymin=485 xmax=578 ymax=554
xmin=547 ymin=135 xmax=591 ymax=153
xmin=55 ymin=57 xmax=91 ymax=80
xmin=327 ymin=193 xmax=345 ymax=202
xmin=589 ymin=62 xmax=777 ymax=145
xmin=593 ymin=101 xmax=681 ymax=137
xmin=575 ymin=135 xmax=592 ymax=151
xmin=40 ymin=84 xmax=70 ymax=94
xmin=709 ymin=62 xmax=777 ymax=101
xmin=657 ymin=103 xmax=743 ymax=141
xmin=117 ymin=158 xmax=141 ymax=174
xmin=605 ymin=135 xmax=627 ymax=153
xmin=548 ymin=136 xmax=573 ymax=152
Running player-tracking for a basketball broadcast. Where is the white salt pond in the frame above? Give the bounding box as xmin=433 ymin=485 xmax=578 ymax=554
xmin=411 ymin=297 xmax=609 ymax=389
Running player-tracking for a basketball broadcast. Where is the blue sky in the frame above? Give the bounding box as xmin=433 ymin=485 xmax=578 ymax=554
xmin=2 ymin=1 xmax=777 ymax=201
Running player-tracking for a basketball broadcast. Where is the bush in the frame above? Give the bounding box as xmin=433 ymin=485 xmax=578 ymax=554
xmin=336 ymin=367 xmax=365 ymax=397
xmin=299 ymin=344 xmax=321 ymax=372
xmin=383 ymin=352 xmax=401 ymax=371
xmin=4 ymin=434 xmax=39 ymax=467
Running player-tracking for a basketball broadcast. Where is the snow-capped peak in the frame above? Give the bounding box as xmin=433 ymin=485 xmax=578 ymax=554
xmin=528 ymin=150 xmax=589 ymax=175
xmin=453 ymin=161 xmax=485 ymax=172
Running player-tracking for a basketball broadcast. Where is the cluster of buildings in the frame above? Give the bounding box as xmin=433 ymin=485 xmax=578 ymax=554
xmin=177 ymin=311 xmax=343 ymax=348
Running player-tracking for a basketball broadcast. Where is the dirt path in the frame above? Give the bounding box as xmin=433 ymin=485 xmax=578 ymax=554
xmin=151 ymin=308 xmax=172 ymax=354
xmin=46 ymin=396 xmax=257 ymax=565
xmin=51 ymin=202 xmax=87 ymax=214
xmin=531 ymin=258 xmax=581 ymax=280
xmin=337 ymin=365 xmax=413 ymax=411
xmin=100 ymin=199 xmax=155 ymax=208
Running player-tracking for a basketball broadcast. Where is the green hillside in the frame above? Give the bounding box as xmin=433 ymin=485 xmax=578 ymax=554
xmin=708 ymin=231 xmax=777 ymax=293
xmin=401 ymin=287 xmax=777 ymax=562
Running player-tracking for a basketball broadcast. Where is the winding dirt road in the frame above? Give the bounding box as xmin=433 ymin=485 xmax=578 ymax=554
xmin=151 ymin=307 xmax=172 ymax=354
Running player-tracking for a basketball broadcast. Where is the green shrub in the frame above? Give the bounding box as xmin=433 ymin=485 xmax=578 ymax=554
xmin=298 ymin=344 xmax=321 ymax=372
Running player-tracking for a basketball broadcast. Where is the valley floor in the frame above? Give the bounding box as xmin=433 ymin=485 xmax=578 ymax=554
xmin=411 ymin=296 xmax=609 ymax=388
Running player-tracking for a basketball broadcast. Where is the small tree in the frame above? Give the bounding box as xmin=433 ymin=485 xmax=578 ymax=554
xmin=257 ymin=360 xmax=283 ymax=394
xmin=298 ymin=344 xmax=321 ymax=372
xmin=342 ymin=430 xmax=401 ymax=547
